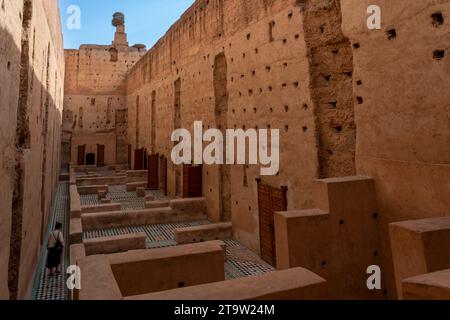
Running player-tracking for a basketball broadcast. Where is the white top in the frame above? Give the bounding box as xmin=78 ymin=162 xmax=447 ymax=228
xmin=47 ymin=230 xmax=65 ymax=248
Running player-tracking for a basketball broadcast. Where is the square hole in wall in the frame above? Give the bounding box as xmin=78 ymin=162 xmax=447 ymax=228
xmin=433 ymin=50 xmax=445 ymax=60
xmin=386 ymin=28 xmax=397 ymax=40
xmin=431 ymin=12 xmax=444 ymax=27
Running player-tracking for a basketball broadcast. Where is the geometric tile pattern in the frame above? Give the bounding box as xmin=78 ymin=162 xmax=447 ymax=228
xmin=33 ymin=179 xmax=274 ymax=300
xmin=32 ymin=182 xmax=70 ymax=300
xmin=224 ymin=240 xmax=275 ymax=279
xmin=83 ymin=220 xmax=211 ymax=249
xmin=80 ymin=185 xmax=167 ymax=211
xmin=84 ymin=222 xmax=275 ymax=280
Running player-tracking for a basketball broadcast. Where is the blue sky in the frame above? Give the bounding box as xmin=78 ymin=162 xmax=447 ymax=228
xmin=59 ymin=0 xmax=195 ymax=49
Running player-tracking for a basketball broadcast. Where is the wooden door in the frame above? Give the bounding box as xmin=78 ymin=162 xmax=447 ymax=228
xmin=134 ymin=148 xmax=144 ymax=170
xmin=97 ymin=144 xmax=105 ymax=167
xmin=147 ymin=154 xmax=159 ymax=190
xmin=257 ymin=181 xmax=287 ymax=267
xmin=183 ymin=165 xmax=203 ymax=198
xmin=77 ymin=145 xmax=85 ymax=166
xmin=127 ymin=145 xmax=132 ymax=170
xmin=143 ymin=149 xmax=148 ymax=170
xmin=159 ymin=155 xmax=168 ymax=196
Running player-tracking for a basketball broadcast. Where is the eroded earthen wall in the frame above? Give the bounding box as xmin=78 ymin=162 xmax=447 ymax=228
xmin=125 ymin=0 xmax=450 ymax=298
xmin=341 ymin=0 xmax=450 ymax=298
xmin=0 ymin=0 xmax=64 ymax=299
xmin=126 ymin=0 xmax=327 ymax=252
xmin=63 ymin=41 xmax=145 ymax=167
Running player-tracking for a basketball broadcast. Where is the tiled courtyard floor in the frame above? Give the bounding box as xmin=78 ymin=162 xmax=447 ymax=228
xmin=32 ymin=179 xmax=274 ymax=300
xmin=32 ymin=182 xmax=70 ymax=300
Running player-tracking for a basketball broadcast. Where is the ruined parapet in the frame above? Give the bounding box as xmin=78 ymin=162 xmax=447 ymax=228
xmin=274 ymin=176 xmax=383 ymax=299
xmin=112 ymin=12 xmax=128 ymax=47
xmin=132 ymin=44 xmax=146 ymax=52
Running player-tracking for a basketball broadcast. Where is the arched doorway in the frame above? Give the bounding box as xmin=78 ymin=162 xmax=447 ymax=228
xmin=86 ymin=153 xmax=95 ymax=166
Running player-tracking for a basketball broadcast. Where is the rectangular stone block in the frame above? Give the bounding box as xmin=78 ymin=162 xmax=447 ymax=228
xmin=97 ymin=190 xmax=107 ymax=200
xmin=69 ymin=185 xmax=81 ymax=219
xmin=145 ymin=199 xmax=170 ymax=209
xmin=83 ymin=233 xmax=147 ymax=255
xmin=174 ymin=222 xmax=232 ymax=244
xmin=126 ymin=182 xmax=147 ymax=192
xmin=69 ymin=244 xmax=86 ymax=301
xmin=69 ymin=167 xmax=77 ymax=186
xmin=126 ymin=267 xmax=327 ymax=300
xmin=78 ymin=256 xmax=123 ymax=300
xmin=275 ymin=209 xmax=329 ymax=270
xmin=70 ymin=243 xmax=86 ymax=266
xmin=126 ymin=170 xmax=148 ymax=177
xmin=72 ymin=165 xmax=97 ymax=173
xmin=274 ymin=176 xmax=383 ymax=300
xmin=402 ymin=269 xmax=450 ymax=300
xmin=126 ymin=170 xmax=148 ymax=183
xmin=109 ymin=241 xmax=225 ymax=297
xmin=81 ymin=203 xmax=121 ymax=214
xmin=136 ymin=187 xmax=146 ymax=198
xmin=170 ymin=197 xmax=207 ymax=215
xmin=389 ymin=216 xmax=450 ymax=299
xmin=77 ymin=185 xmax=108 ymax=195
xmin=81 ymin=206 xmax=207 ymax=231
xmin=77 ymin=176 xmax=126 ymax=187
xmin=70 ymin=218 xmax=83 ymax=245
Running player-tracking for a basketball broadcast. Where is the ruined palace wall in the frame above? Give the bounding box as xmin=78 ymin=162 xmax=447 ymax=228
xmin=63 ymin=45 xmax=145 ymax=166
xmin=341 ymin=0 xmax=450 ymax=298
xmin=0 ymin=0 xmax=65 ymax=299
xmin=0 ymin=0 xmax=23 ymax=300
xmin=126 ymin=0 xmax=320 ymax=252
xmin=71 ymin=133 xmax=117 ymax=166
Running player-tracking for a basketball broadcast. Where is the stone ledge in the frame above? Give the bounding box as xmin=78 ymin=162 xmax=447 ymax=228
xmin=78 ymin=255 xmax=122 ymax=300
xmin=70 ymin=243 xmax=86 ymax=266
xmin=81 ymin=203 xmax=121 ymax=214
xmin=403 ymin=269 xmax=450 ymax=300
xmin=126 ymin=181 xmax=147 ymax=191
xmin=125 ymin=267 xmax=327 ymax=300
xmin=78 ymin=241 xmax=225 ymax=299
xmin=174 ymin=222 xmax=232 ymax=244
xmin=145 ymin=199 xmax=170 ymax=209
xmin=82 ymin=203 xmax=207 ymax=231
xmin=69 ymin=244 xmax=86 ymax=301
xmin=389 ymin=216 xmax=450 ymax=299
xmin=77 ymin=176 xmax=126 ymax=186
xmin=109 ymin=241 xmax=225 ymax=297
xmin=84 ymin=232 xmax=147 ymax=255
xmin=69 ymin=218 xmax=83 ymax=245
xmin=69 ymin=185 xmax=82 ymax=219
xmin=77 ymin=185 xmax=108 ymax=195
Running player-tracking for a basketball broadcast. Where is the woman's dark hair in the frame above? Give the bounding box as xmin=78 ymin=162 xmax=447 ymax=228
xmin=55 ymin=222 xmax=63 ymax=230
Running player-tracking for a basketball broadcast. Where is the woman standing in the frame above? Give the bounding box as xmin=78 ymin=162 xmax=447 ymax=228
xmin=46 ymin=222 xmax=65 ymax=277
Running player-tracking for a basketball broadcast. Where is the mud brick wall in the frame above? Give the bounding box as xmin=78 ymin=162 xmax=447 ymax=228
xmin=126 ymin=0 xmax=355 ymax=254
xmin=126 ymin=0 xmax=319 ymax=250
xmin=341 ymin=0 xmax=450 ymax=298
xmin=62 ymin=34 xmax=146 ymax=167
xmin=0 ymin=0 xmax=65 ymax=299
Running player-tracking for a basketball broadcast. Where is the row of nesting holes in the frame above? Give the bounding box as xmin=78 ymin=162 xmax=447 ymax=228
xmin=352 ymin=11 xmax=445 ymax=106
xmin=190 ymin=11 xmax=298 ymax=74
xmin=353 ymin=12 xmax=445 ymax=60
xmin=200 ymin=115 xmax=309 ymax=134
